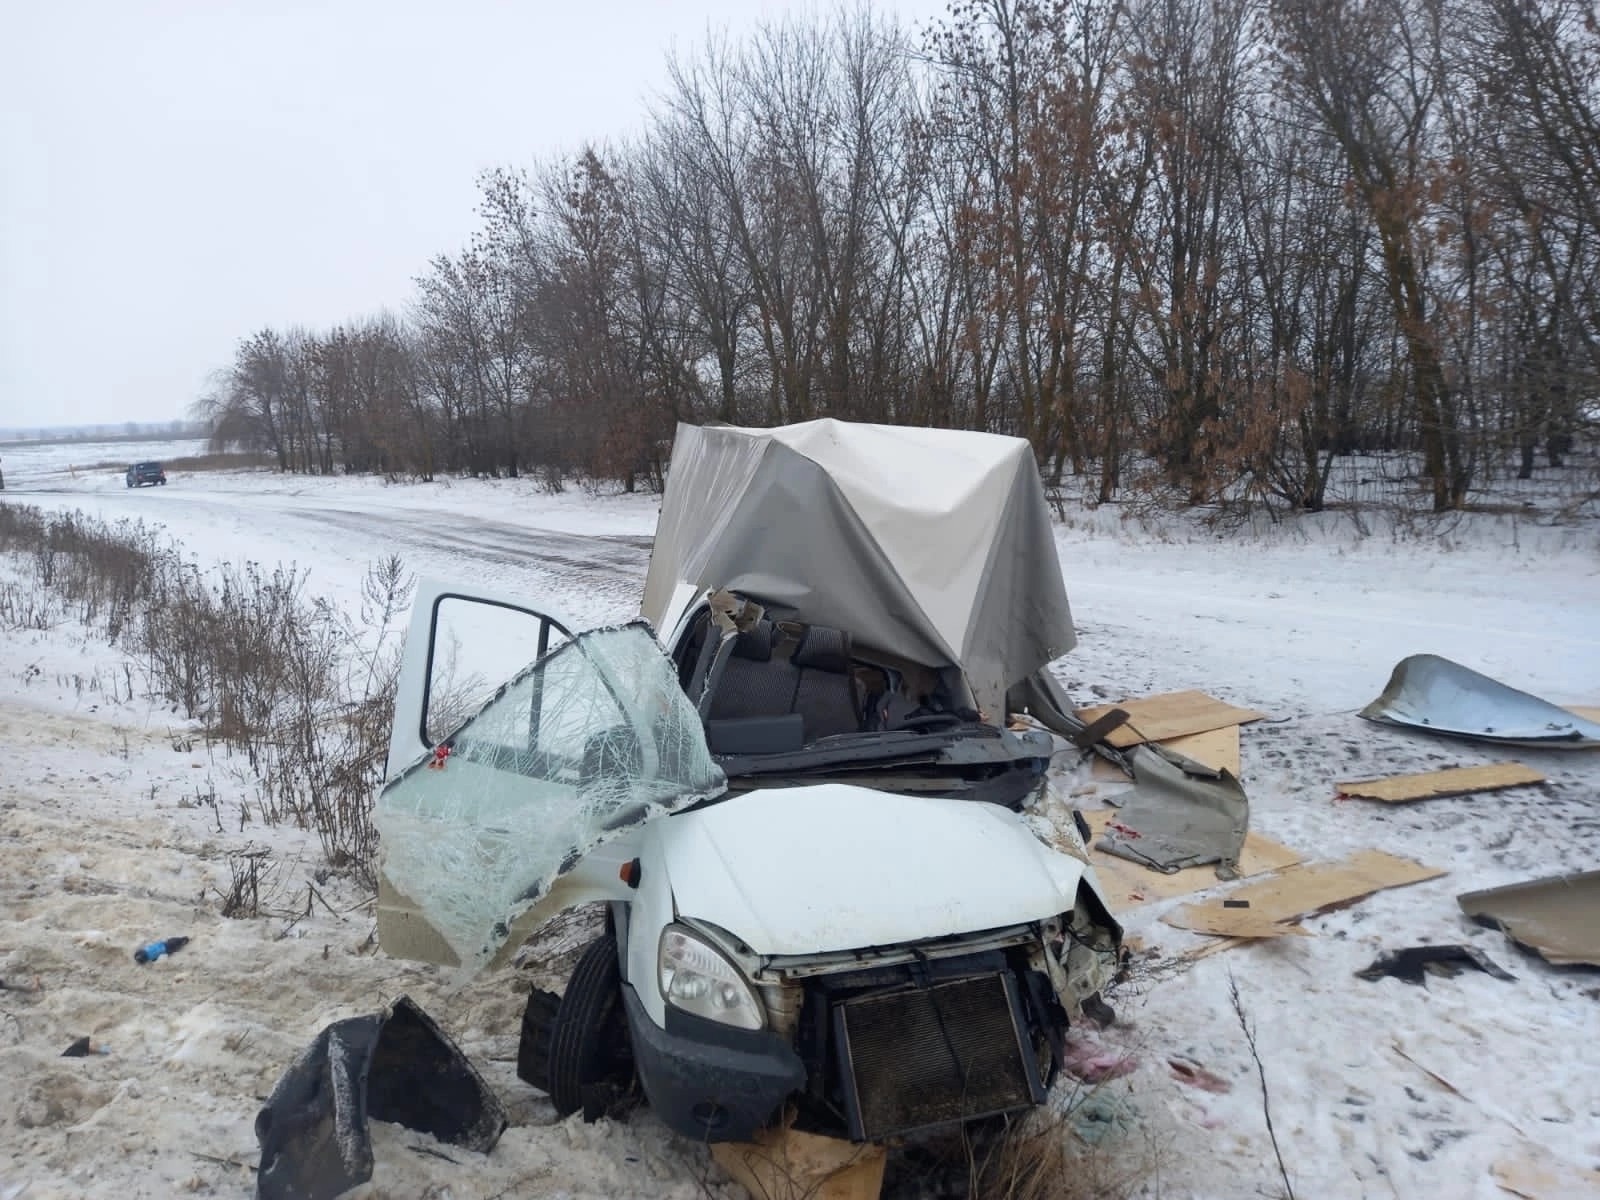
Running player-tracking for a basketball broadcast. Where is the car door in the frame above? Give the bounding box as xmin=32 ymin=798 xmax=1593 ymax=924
xmin=376 ymin=580 xmax=726 ymax=971
xmin=385 ymin=579 xmax=578 ymax=779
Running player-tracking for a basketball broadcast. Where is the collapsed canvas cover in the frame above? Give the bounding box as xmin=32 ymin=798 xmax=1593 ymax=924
xmin=642 ymin=420 xmax=1076 ymax=717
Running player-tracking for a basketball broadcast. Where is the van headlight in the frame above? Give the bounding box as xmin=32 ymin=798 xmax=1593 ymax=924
xmin=658 ymin=924 xmax=764 ymax=1030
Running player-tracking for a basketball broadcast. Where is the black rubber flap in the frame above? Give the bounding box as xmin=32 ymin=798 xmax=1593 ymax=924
xmin=255 ymin=995 xmax=506 ymax=1200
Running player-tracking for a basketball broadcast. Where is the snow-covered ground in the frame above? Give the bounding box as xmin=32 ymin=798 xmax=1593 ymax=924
xmin=2 ymin=458 xmax=1598 ymax=1200
xmin=0 ymin=438 xmax=211 ymax=482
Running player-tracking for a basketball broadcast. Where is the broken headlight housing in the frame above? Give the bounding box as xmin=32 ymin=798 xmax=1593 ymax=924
xmin=658 ymin=924 xmax=764 ymax=1031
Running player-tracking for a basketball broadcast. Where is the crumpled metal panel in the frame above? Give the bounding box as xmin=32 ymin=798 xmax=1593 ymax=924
xmin=1360 ymin=654 xmax=1600 ymax=748
xmin=1458 ymin=870 xmax=1600 ymax=967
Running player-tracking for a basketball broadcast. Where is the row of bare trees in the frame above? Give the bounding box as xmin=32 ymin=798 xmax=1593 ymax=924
xmin=198 ymin=0 xmax=1600 ymax=511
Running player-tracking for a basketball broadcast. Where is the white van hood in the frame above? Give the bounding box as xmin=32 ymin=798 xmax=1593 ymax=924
xmin=655 ymin=784 xmax=1085 ymax=956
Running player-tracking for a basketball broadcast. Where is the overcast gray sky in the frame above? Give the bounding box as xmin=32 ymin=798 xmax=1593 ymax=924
xmin=0 ymin=0 xmax=945 ymax=431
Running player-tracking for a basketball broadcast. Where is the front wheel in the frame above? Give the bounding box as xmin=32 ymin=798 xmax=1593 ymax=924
xmin=521 ymin=935 xmax=634 ymax=1120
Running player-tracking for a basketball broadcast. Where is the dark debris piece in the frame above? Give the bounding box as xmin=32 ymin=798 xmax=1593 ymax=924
xmin=255 ymin=995 xmax=506 ymax=1200
xmin=1355 ymin=944 xmax=1516 ymax=987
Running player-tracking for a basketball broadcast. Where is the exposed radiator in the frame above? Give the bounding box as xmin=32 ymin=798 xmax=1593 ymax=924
xmin=832 ymin=971 xmax=1044 ymax=1141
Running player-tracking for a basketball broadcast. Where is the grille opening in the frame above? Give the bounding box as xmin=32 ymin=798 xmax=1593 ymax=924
xmin=832 ymin=971 xmax=1044 ymax=1141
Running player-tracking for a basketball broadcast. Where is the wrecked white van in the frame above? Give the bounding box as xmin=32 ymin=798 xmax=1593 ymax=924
xmin=373 ymin=419 xmax=1123 ymax=1145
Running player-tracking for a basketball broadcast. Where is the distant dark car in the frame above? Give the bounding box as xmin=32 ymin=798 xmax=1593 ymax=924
xmin=125 ymin=461 xmax=166 ymax=487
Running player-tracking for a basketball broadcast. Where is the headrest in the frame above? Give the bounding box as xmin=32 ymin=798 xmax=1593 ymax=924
xmin=731 ymin=619 xmax=775 ymax=662
xmin=791 ymin=624 xmax=851 ymax=673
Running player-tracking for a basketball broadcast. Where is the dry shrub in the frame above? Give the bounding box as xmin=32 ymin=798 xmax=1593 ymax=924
xmin=165 ymin=452 xmax=276 ymax=471
xmin=969 ymin=1107 xmax=1155 ymax=1200
xmin=0 ymin=503 xmax=412 ymax=890
xmin=880 ymin=1097 xmax=1160 ymax=1200
xmin=0 ymin=579 xmax=59 ymax=630
xmin=217 ymin=848 xmax=278 ymax=918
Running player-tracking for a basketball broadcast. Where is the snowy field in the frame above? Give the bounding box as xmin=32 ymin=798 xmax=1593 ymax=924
xmin=0 ymin=438 xmax=212 ymax=483
xmin=2 ymin=456 xmax=1598 ymax=1199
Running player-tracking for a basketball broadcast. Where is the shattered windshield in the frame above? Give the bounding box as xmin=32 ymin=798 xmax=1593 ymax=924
xmin=375 ymin=623 xmax=726 ymax=968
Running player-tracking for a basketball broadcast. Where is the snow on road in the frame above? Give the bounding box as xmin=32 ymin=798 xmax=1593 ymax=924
xmin=3 ymin=456 xmax=1599 ymax=1199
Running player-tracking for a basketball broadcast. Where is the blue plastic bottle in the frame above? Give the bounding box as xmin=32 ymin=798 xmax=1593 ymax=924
xmin=133 ymin=936 xmax=190 ymax=963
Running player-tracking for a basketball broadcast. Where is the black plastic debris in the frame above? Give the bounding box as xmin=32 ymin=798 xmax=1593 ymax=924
xmin=1355 ymin=945 xmax=1515 ymax=987
xmin=255 ymin=995 xmax=506 ymax=1200
xmin=62 ymin=1036 xmax=97 ymax=1057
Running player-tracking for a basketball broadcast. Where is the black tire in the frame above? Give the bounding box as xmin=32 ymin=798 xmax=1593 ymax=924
xmin=544 ymin=935 xmax=634 ymax=1119
xmin=516 ymin=986 xmax=562 ymax=1092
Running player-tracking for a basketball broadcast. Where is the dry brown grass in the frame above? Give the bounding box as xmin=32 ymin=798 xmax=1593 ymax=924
xmin=79 ymin=452 xmax=275 ymax=472
xmin=166 ymin=452 xmax=277 ymax=471
xmin=971 ymin=1108 xmax=1157 ymax=1200
xmin=878 ymin=1098 xmax=1163 ymax=1200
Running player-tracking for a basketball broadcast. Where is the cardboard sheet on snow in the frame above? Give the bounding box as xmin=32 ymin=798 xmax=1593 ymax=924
xmin=1166 ymin=850 xmax=1445 ymax=938
xmin=1336 ymin=762 xmax=1545 ymax=803
xmin=1157 ymin=725 xmax=1242 ymax=775
xmin=1491 ymin=1148 xmax=1600 ymax=1199
xmin=711 ymin=1124 xmax=886 ymax=1200
xmin=1458 ymin=869 xmax=1600 ymax=967
xmin=1075 ymin=690 xmax=1264 ymax=749
xmin=1081 ymin=809 xmax=1300 ymax=912
xmin=1088 ymin=724 xmax=1241 ymax=782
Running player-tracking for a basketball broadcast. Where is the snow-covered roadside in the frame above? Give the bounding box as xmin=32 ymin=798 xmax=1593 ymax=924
xmin=0 ymin=628 xmax=745 ymax=1200
xmin=3 ymin=470 xmax=1598 ymax=1199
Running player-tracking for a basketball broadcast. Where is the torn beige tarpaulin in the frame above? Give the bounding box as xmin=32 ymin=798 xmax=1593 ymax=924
xmin=1075 ymin=690 xmax=1265 ymax=749
xmin=1096 ymin=744 xmax=1249 ymax=877
xmin=1010 ymin=672 xmax=1252 ymax=878
xmin=1457 ymin=869 xmax=1600 ymax=967
xmin=1078 ymin=809 xmax=1299 ymax=912
xmin=1336 ymin=762 xmax=1546 ymax=803
xmin=1166 ymin=850 xmax=1445 ymax=938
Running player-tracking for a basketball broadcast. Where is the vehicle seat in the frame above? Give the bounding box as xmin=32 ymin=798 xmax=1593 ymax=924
xmin=703 ymin=619 xmax=862 ymax=743
xmin=789 ymin=625 xmax=861 ymax=740
xmin=705 ymin=619 xmax=798 ymax=722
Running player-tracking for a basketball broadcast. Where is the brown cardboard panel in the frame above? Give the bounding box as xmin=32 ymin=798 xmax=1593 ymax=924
xmin=1490 ymin=1148 xmax=1600 ymax=1199
xmin=1165 ymin=850 xmax=1445 ymax=936
xmin=1082 ymin=723 xmax=1241 ymax=782
xmin=1075 ymin=690 xmax=1265 ymax=749
xmin=711 ymin=1124 xmax=887 ymax=1200
xmin=1157 ymin=725 xmax=1242 ymax=775
xmin=1336 ymin=762 xmax=1545 ymax=803
xmin=1082 ymin=810 xmax=1301 ymax=912
xmin=1182 ymin=936 xmax=1251 ymax=960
